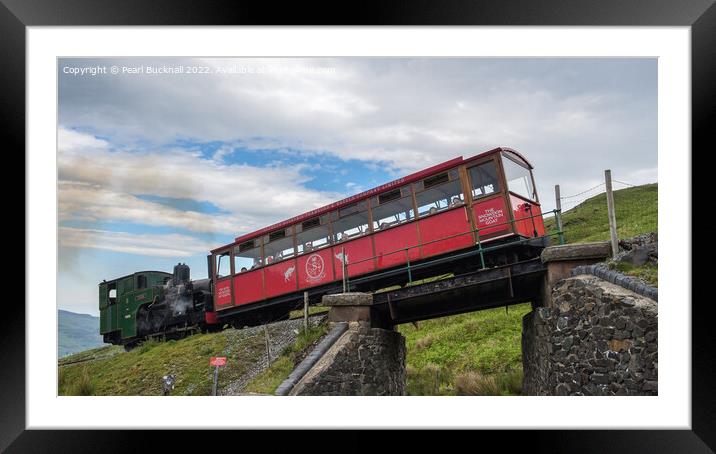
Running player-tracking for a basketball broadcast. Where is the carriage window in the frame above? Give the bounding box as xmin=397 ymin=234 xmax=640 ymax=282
xmin=423 ymin=172 xmax=450 ymax=189
xmin=136 ymin=274 xmax=147 ymax=290
xmin=415 ymin=179 xmax=464 ymax=217
xmin=263 ymin=229 xmax=295 ymax=265
xmin=502 ymin=156 xmax=536 ymax=201
xmin=108 ymin=283 xmax=117 ymax=305
xmin=378 ymin=189 xmax=402 ymax=204
xmin=216 ymin=251 xmax=232 ymax=277
xmin=333 ymin=205 xmax=370 ymax=243
xmin=469 ymin=161 xmax=500 ymax=199
xmin=372 ymin=193 xmax=414 ymax=231
xmin=296 ymin=219 xmax=331 ymax=254
xmin=233 ymin=244 xmax=262 ymax=272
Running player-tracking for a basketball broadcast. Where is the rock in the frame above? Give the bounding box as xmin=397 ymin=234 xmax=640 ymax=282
xmin=613 ymin=243 xmax=657 ymax=267
xmin=522 ymin=272 xmax=657 ymax=396
xmin=591 ymin=373 xmax=610 ymax=384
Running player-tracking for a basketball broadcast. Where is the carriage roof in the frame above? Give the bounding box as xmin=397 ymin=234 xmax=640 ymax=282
xmin=212 ymin=146 xmax=531 ymax=253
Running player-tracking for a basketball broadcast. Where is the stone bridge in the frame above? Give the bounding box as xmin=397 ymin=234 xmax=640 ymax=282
xmin=276 ymin=241 xmax=658 ymax=396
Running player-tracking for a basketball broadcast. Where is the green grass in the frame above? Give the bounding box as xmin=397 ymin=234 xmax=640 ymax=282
xmin=59 ymin=184 xmax=657 ymax=396
xmin=454 ymin=369 xmax=523 ymax=396
xmin=545 ymin=183 xmax=658 ymax=287
xmin=58 ymin=344 xmax=123 ymax=367
xmin=59 ymin=327 xmax=271 ymax=396
xmin=397 ymin=303 xmax=531 ymax=395
xmin=243 ymin=356 xmax=295 ymax=394
xmin=243 ymin=324 xmax=329 ymax=394
xmin=396 ymin=184 xmax=658 ymax=395
xmin=545 ymin=183 xmax=657 ymax=244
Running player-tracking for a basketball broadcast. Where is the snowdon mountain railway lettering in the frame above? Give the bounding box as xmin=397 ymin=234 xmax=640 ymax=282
xmin=99 ymin=147 xmax=550 ymax=349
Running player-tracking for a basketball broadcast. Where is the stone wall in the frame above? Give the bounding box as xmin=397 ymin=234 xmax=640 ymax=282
xmin=522 ymin=275 xmax=657 ymax=396
xmin=289 ymin=322 xmax=406 ymax=396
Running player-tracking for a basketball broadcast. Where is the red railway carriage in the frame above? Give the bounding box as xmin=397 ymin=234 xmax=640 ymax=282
xmin=208 ymin=147 xmax=546 ymax=324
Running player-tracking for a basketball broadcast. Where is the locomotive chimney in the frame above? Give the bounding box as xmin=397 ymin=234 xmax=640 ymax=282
xmin=173 ymin=263 xmax=190 ymax=285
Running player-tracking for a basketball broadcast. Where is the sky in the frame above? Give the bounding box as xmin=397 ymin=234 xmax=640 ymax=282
xmin=57 ymin=57 xmax=657 ymax=316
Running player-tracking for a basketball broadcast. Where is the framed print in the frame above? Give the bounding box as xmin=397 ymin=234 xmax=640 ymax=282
xmin=6 ymin=0 xmax=712 ymax=451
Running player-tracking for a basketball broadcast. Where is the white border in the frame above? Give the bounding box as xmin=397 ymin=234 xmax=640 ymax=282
xmin=27 ymin=27 xmax=690 ymax=429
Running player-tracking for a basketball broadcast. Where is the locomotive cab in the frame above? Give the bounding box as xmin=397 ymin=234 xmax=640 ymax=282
xmin=98 ymin=270 xmax=172 ymax=346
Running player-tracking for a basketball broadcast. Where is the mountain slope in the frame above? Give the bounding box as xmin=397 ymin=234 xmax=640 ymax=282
xmin=58 ymin=184 xmax=658 ymax=395
xmin=545 ymin=183 xmax=657 ymax=243
xmin=398 ymin=183 xmax=658 ymax=394
xmin=58 ymin=316 xmax=325 ymax=395
xmin=58 ymin=310 xmax=106 ymax=357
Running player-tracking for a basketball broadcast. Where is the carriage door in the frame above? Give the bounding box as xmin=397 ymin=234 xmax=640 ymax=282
xmin=213 ymin=249 xmax=233 ymax=310
xmin=468 ymin=160 xmax=511 ymax=240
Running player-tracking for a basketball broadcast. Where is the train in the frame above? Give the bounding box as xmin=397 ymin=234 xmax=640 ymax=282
xmin=99 ymin=147 xmax=551 ymax=349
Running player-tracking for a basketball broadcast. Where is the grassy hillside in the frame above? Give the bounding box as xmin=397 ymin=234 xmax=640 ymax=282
xmin=398 ymin=183 xmax=658 ymax=395
xmin=58 ymin=310 xmax=106 ymax=357
xmin=243 ymin=324 xmax=328 ymax=394
xmin=397 ymin=304 xmax=529 ymax=395
xmin=59 ymin=322 xmax=304 ymax=396
xmin=545 ymin=183 xmax=657 ymax=244
xmin=60 ymin=184 xmax=657 ymax=396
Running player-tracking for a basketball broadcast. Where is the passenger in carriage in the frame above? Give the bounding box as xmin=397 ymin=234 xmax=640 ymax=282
xmin=240 ymin=267 xmax=247 ymax=273
xmin=428 ymin=206 xmax=438 ymax=215
xmin=450 ymin=196 xmax=462 ymax=207
xmin=304 ymin=242 xmax=314 ymax=252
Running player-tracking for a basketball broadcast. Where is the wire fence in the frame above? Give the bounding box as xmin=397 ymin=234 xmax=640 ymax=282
xmin=553 ymin=174 xmax=657 ymax=245
xmin=558 ymin=180 xmax=640 ymax=211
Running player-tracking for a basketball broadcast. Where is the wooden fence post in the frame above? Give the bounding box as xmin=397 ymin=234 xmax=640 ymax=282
xmin=264 ymin=325 xmax=271 ymax=362
xmin=303 ymin=291 xmax=309 ymax=334
xmin=555 ymin=184 xmax=564 ymax=244
xmin=605 ymin=170 xmax=619 ymax=257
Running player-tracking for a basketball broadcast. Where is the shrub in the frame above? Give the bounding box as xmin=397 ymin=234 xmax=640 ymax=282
xmin=415 ymin=335 xmax=434 ymax=350
xmin=58 ymin=367 xmax=68 ymax=394
xmin=455 ymin=372 xmax=500 ymax=396
xmin=137 ymin=338 xmax=161 ymax=354
xmin=70 ymin=367 xmax=95 ymax=396
xmin=406 ymin=363 xmax=444 ymax=395
xmin=497 ymin=369 xmax=523 ymax=395
xmin=455 ymin=369 xmax=523 ymax=396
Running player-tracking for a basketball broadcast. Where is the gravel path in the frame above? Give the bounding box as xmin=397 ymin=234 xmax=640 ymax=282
xmin=221 ymin=314 xmax=327 ymax=395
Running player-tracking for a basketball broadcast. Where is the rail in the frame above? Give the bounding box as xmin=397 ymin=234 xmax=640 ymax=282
xmin=340 ymin=208 xmax=564 ymax=292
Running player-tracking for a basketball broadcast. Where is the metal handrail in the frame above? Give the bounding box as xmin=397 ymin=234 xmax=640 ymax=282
xmin=339 ymin=208 xmax=564 ymax=291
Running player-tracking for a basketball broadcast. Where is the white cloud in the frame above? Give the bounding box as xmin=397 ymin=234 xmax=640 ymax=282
xmin=57 ymin=58 xmax=657 ymax=240
xmin=60 ymin=58 xmax=655 ymax=178
xmin=59 ymin=227 xmax=216 ymax=257
xmin=58 ymin=181 xmax=241 ymax=234
xmin=56 ymin=57 xmax=658 ymax=315
xmin=58 ymin=127 xmax=109 ymax=152
xmin=57 ymin=128 xmax=343 ymax=239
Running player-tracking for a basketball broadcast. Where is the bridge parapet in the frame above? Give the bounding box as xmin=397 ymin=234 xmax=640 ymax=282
xmin=539 ymin=241 xmax=612 ymax=307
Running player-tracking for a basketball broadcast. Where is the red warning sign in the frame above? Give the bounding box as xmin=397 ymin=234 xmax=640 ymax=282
xmin=210 ymin=357 xmax=227 ymax=367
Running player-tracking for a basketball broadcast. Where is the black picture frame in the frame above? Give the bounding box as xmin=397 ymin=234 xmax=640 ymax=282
xmin=6 ymin=0 xmax=710 ymax=451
